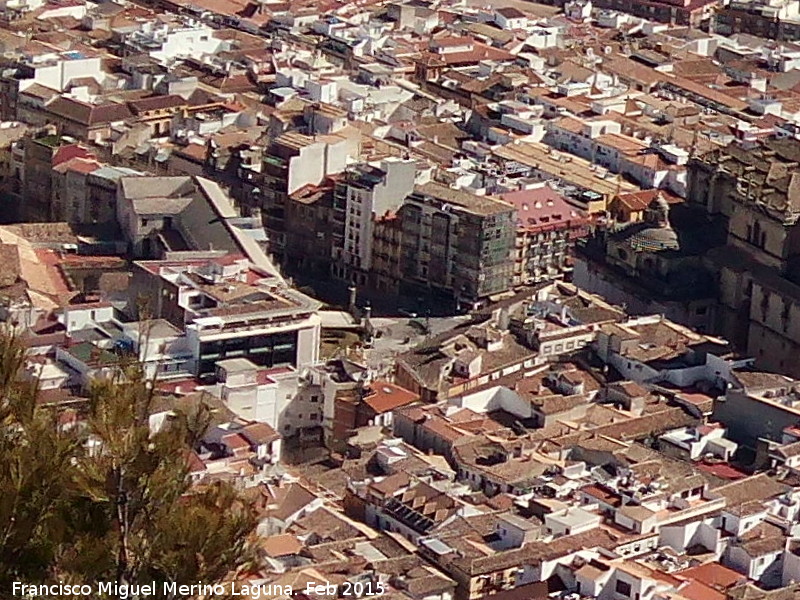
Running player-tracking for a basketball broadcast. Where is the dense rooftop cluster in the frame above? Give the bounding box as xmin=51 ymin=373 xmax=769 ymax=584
xmin=8 ymin=0 xmax=800 ymax=596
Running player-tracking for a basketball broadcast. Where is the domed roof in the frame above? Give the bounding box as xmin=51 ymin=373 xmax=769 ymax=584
xmin=611 ymin=218 xmax=681 ymax=252
xmin=609 ymin=191 xmax=680 ymax=252
xmin=628 ymin=224 xmax=680 ymax=251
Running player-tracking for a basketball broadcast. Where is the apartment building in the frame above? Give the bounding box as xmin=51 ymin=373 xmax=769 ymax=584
xmin=0 ymin=48 xmax=105 ymax=121
xmin=123 ymin=19 xmax=224 ymax=63
xmin=399 ymin=182 xmax=516 ymax=309
xmin=715 ymin=0 xmax=800 ymax=40
xmin=496 ymin=185 xmax=588 ymax=285
xmin=260 ymin=131 xmax=358 ymax=262
xmin=546 ymin=0 xmax=716 ymax=26
xmin=492 ymin=141 xmax=638 ymax=215
xmin=544 ymin=116 xmax=687 ymax=197
xmin=331 ymin=158 xmax=416 ymax=286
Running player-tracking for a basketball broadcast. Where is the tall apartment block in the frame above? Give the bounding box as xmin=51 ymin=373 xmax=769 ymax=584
xmin=399 ymin=182 xmax=516 ymax=309
xmin=331 ymin=158 xmax=417 ymax=287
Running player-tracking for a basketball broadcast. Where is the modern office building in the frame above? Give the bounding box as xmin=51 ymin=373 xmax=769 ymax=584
xmin=130 ymin=254 xmax=321 ymax=378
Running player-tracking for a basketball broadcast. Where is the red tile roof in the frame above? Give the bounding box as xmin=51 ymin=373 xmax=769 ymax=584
xmin=613 ymin=189 xmax=682 ymax=212
xmin=128 ymin=94 xmax=187 ymax=115
xmin=51 ymin=144 xmax=95 ymax=167
xmin=46 ymin=96 xmax=133 ymax=126
xmin=261 ymin=533 xmax=303 ymax=558
xmin=240 ymin=422 xmax=279 ymax=446
xmin=695 ymin=461 xmax=748 ymax=481
xmin=184 ymin=449 xmax=207 ymax=473
xmin=221 ymin=432 xmax=250 ymax=451
xmin=497 ymin=187 xmax=585 ymax=233
xmin=363 ymin=380 xmax=420 ymax=414
xmin=52 ymin=156 xmax=101 ymax=174
xmin=675 ymin=563 xmax=746 ymax=591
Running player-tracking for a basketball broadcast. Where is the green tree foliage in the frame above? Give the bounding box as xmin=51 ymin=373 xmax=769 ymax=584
xmin=0 ymin=334 xmax=257 ymax=598
xmin=0 ymin=332 xmax=82 ymax=589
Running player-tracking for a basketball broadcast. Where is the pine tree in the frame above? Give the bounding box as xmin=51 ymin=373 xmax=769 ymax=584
xmin=0 ymin=331 xmax=82 ymax=590
xmin=0 ymin=333 xmax=257 ymax=598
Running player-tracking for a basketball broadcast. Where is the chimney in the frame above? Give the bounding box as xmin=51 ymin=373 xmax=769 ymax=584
xmin=497 ymin=307 xmax=510 ymax=330
xmin=348 ymin=285 xmax=357 ymax=315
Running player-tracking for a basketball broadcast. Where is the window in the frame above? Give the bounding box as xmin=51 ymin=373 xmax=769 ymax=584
xmin=310 ymin=395 xmax=319 ymax=403
xmin=615 ymin=580 xmax=632 ymax=597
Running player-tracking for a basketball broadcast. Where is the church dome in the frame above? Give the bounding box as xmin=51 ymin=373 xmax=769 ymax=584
xmin=611 ymin=192 xmax=681 ymax=252
xmin=628 ymin=224 xmax=680 ymax=251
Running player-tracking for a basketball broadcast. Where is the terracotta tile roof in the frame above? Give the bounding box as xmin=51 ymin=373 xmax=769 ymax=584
xmin=174 ymin=143 xmax=207 ymax=162
xmin=221 ymin=432 xmax=250 ymax=451
xmin=608 ymin=380 xmax=650 ymax=398
xmin=46 ymin=96 xmax=133 ymax=126
xmin=19 ymin=83 xmax=60 ymax=101
xmin=736 ymin=521 xmax=786 ymax=556
xmin=51 ymin=144 xmax=95 ymax=167
xmin=497 ymin=186 xmax=585 ymax=233
xmin=370 ymin=472 xmax=411 ymax=496
xmin=675 ymin=563 xmax=746 ymax=591
xmin=363 ymin=380 xmax=420 ymax=414
xmin=251 ymin=482 xmax=317 ymax=521
xmin=465 ymin=527 xmax=621 ymax=575
xmin=240 ymin=422 xmax=279 ymax=446
xmin=676 ymin=580 xmax=726 ymax=600
xmin=590 ymin=406 xmax=699 ymax=442
xmin=713 ymin=473 xmax=789 ymax=509
xmin=128 ymin=94 xmax=187 ymax=115
xmin=496 ymin=6 xmax=526 ymax=18
xmin=580 ymin=483 xmax=623 ymax=507
xmin=613 ymin=189 xmax=682 ymax=212
xmin=184 ymin=449 xmax=207 ymax=473
xmin=431 ymin=36 xmax=474 ymax=49
xmin=663 ymin=75 xmax=749 ymax=111
xmin=52 ymin=157 xmax=101 ymax=175
xmin=603 ymin=55 xmax=665 ymax=87
xmin=260 ymin=533 xmax=303 ymax=558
